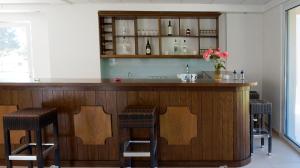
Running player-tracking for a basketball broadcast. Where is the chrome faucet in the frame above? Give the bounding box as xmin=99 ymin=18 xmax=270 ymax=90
xmin=128 ymin=72 xmax=133 ymax=78
xmin=186 ymin=64 xmax=189 ymax=74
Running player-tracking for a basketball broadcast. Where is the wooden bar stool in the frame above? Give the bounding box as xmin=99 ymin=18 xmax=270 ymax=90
xmin=3 ymin=108 xmax=61 ymax=168
xmin=118 ymin=105 xmax=158 ymax=168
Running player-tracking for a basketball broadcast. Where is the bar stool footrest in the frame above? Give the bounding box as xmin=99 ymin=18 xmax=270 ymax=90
xmin=9 ymin=155 xmax=37 ymax=161
xmin=123 ymin=151 xmax=151 ymax=157
xmin=9 ymin=143 xmax=56 ymax=161
xmin=123 ymin=140 xmax=157 ymax=158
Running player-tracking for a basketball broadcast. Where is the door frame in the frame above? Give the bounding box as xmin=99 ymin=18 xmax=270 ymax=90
xmin=282 ymin=0 xmax=300 ymax=151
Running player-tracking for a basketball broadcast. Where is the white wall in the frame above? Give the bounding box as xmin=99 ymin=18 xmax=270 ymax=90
xmin=46 ymin=4 xmax=101 ymax=79
xmin=226 ymin=13 xmax=263 ymax=94
xmin=44 ymin=4 xmax=264 ymax=83
xmin=0 ymin=3 xmax=265 ymax=85
xmin=0 ymin=12 xmax=51 ymax=78
xmin=262 ymin=5 xmax=283 ymax=133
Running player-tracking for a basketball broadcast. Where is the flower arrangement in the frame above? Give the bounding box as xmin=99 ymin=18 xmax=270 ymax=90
xmin=203 ymin=48 xmax=229 ymax=70
xmin=203 ymin=48 xmax=229 ymax=80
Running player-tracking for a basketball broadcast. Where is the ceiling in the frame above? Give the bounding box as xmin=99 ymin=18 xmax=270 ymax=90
xmin=0 ymin=0 xmax=274 ymax=5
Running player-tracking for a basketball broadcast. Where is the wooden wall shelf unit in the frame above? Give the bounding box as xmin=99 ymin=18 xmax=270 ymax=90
xmin=99 ymin=11 xmax=221 ymax=59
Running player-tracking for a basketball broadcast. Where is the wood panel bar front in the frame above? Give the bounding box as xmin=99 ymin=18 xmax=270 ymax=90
xmin=0 ymin=79 xmax=253 ymax=167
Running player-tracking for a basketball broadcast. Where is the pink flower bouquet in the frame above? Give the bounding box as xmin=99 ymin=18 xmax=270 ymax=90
xmin=203 ymin=48 xmax=229 ymax=71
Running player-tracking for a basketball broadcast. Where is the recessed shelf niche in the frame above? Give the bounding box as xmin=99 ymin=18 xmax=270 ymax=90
xmin=99 ymin=11 xmax=220 ymax=58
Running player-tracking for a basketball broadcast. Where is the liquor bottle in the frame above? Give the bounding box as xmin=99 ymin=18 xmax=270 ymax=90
xmin=174 ymin=39 xmax=179 ymax=54
xmin=240 ymin=70 xmax=245 ymax=80
xmin=146 ymin=39 xmax=151 ymax=55
xmin=168 ymin=20 xmax=173 ymax=36
xmin=182 ymin=40 xmax=187 ymax=54
xmin=186 ymin=28 xmax=191 ymax=36
xmin=233 ymin=70 xmax=238 ymax=80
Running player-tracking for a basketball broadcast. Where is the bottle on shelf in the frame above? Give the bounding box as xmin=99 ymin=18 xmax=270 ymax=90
xmin=174 ymin=39 xmax=179 ymax=54
xmin=121 ymin=37 xmax=130 ymax=54
xmin=186 ymin=28 xmax=191 ymax=36
xmin=240 ymin=70 xmax=245 ymax=80
xmin=146 ymin=39 xmax=152 ymax=55
xmin=186 ymin=64 xmax=189 ymax=74
xmin=233 ymin=70 xmax=238 ymax=80
xmin=182 ymin=40 xmax=188 ymax=54
xmin=122 ymin=26 xmax=127 ymax=36
xmin=168 ymin=20 xmax=173 ymax=36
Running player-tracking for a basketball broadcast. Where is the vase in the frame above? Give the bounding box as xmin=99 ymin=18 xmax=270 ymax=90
xmin=214 ymin=69 xmax=222 ymax=80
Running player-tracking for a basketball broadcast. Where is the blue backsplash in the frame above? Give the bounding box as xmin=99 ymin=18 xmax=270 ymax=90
xmin=101 ymin=58 xmax=214 ymax=79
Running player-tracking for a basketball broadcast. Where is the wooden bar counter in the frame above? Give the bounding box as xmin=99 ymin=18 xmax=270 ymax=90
xmin=0 ymin=79 xmax=256 ymax=167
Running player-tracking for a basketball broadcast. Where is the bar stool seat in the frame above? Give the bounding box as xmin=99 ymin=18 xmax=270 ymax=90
xmin=119 ymin=105 xmax=158 ymax=168
xmin=3 ymin=108 xmax=61 ymax=168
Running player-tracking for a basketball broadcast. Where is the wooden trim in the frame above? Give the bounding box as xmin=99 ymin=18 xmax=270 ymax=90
xmin=160 ymin=106 xmax=197 ymax=145
xmin=101 ymin=54 xmax=203 ymax=58
xmin=0 ymin=156 xmax=251 ymax=167
xmin=134 ymin=17 xmax=138 ymax=55
xmin=74 ymin=106 xmax=112 ymax=145
xmin=99 ymin=11 xmax=221 ymax=17
xmin=158 ymin=17 xmax=162 ymax=55
xmin=98 ymin=16 xmax=103 ymax=55
xmin=198 ymin=18 xmax=200 ymax=55
xmin=99 ymin=11 xmax=220 ymax=58
xmin=112 ymin=17 xmax=116 ymax=55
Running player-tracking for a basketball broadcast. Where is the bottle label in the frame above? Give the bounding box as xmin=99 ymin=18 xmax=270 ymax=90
xmin=146 ymin=48 xmax=151 ymax=54
xmin=168 ymin=27 xmax=173 ymax=35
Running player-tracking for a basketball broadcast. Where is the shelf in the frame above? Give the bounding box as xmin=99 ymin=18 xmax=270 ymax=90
xmin=200 ymin=35 xmax=218 ymax=38
xmin=99 ymin=12 xmax=220 ymax=59
xmin=101 ymin=54 xmax=203 ymax=58
xmin=137 ymin=35 xmax=160 ymax=38
xmin=115 ymin=35 xmax=201 ymax=38
xmin=115 ymin=35 xmax=136 ymax=38
xmin=161 ymin=35 xmax=199 ymax=38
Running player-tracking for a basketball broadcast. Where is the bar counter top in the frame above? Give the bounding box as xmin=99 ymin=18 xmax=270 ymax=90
xmin=0 ymin=78 xmax=257 ymax=87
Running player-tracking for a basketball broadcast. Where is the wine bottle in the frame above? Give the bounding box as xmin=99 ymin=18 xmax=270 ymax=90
xmin=182 ymin=40 xmax=187 ymax=54
xmin=174 ymin=39 xmax=179 ymax=54
xmin=146 ymin=39 xmax=151 ymax=55
xmin=168 ymin=20 xmax=173 ymax=36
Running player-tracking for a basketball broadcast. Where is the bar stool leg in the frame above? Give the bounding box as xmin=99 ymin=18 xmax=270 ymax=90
xmin=268 ymin=113 xmax=272 ymax=155
xmin=35 ymin=128 xmax=44 ymax=168
xmin=26 ymin=130 xmax=33 ymax=168
xmin=53 ymin=118 xmax=61 ymax=167
xmin=120 ymin=128 xmax=130 ymax=168
xmin=154 ymin=124 xmax=158 ymax=167
xmin=250 ymin=114 xmax=254 ymax=154
xmin=3 ymin=128 xmax=12 ymax=168
xmin=261 ymin=137 xmax=265 ymax=148
xmin=260 ymin=114 xmax=264 ymax=148
xmin=150 ymin=126 xmax=155 ymax=168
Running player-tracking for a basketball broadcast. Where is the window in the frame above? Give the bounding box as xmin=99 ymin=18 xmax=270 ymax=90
xmin=0 ymin=22 xmax=32 ymax=81
xmin=285 ymin=5 xmax=300 ymax=147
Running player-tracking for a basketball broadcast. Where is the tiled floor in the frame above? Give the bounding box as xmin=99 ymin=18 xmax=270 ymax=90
xmin=2 ymin=135 xmax=300 ymax=168
xmin=242 ymin=135 xmax=300 ymax=168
